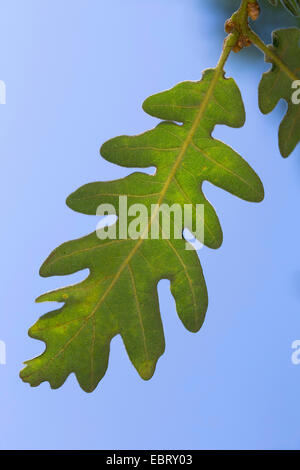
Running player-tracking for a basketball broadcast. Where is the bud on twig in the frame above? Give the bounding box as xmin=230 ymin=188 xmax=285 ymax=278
xmin=248 ymin=1 xmax=260 ymax=21
xmin=233 ymin=35 xmax=252 ymax=53
xmin=225 ymin=19 xmax=235 ymax=34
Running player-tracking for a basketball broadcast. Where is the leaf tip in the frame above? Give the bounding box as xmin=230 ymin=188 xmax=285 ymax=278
xmin=141 ymin=95 xmax=153 ymax=115
xmin=39 ymin=259 xmax=51 ymax=278
xmin=35 ymin=294 xmax=44 ymax=303
xmin=254 ymin=182 xmax=265 ymax=203
xmin=138 ymin=360 xmax=157 ymax=381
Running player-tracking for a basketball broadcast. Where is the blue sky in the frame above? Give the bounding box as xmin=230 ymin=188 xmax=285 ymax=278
xmin=0 ymin=0 xmax=300 ymax=450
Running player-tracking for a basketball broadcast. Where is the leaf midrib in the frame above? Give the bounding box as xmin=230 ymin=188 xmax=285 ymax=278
xmin=78 ymin=68 xmax=223 ymax=319
xmin=28 ymin=70 xmax=224 ymax=383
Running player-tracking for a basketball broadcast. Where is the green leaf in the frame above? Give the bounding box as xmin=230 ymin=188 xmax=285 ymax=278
xmin=267 ymin=0 xmax=300 ymax=16
xmin=20 ymin=69 xmax=264 ymax=392
xmin=258 ymin=28 xmax=300 ymax=157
